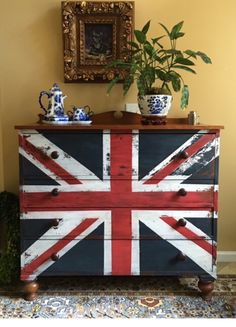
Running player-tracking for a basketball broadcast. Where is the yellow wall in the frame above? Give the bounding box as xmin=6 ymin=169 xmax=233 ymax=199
xmin=0 ymin=86 xmax=4 ymax=192
xmin=0 ymin=0 xmax=236 ymax=250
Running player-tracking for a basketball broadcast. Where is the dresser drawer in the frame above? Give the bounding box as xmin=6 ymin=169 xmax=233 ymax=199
xmin=21 ymin=238 xmax=108 ymax=280
xmin=21 ymin=209 xmax=216 ymax=241
xmin=19 ymin=131 xmax=108 ymax=182
xmin=20 ymin=182 xmax=215 ymax=209
xmin=21 ymin=237 xmax=215 ymax=279
xmin=138 ymin=238 xmax=215 ymax=276
xmin=19 ymin=130 xmax=219 ymax=183
xmin=137 ymin=131 xmax=218 ymax=182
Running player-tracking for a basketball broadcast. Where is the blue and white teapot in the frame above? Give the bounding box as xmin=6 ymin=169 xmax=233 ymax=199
xmin=39 ymin=83 xmax=69 ymax=122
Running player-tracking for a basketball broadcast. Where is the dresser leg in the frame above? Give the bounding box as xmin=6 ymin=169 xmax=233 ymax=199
xmin=23 ymin=280 xmax=39 ymax=301
xmin=198 ymin=279 xmax=214 ymax=301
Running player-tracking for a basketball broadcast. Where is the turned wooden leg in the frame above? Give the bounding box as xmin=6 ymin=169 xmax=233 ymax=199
xmin=198 ymin=279 xmax=214 ymax=301
xmin=23 ymin=280 xmax=39 ymax=301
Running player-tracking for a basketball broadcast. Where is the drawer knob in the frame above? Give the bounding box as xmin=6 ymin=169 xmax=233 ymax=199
xmin=51 ymin=188 xmax=59 ymax=196
xmin=51 ymin=151 xmax=59 ymax=159
xmin=51 ymin=219 xmax=60 ymax=227
xmin=51 ymin=253 xmax=59 ymax=261
xmin=177 ymin=251 xmax=187 ymax=261
xmin=178 ymin=188 xmax=187 ymax=196
xmin=177 ymin=218 xmax=187 ymax=227
xmin=179 ymin=151 xmax=189 ymax=159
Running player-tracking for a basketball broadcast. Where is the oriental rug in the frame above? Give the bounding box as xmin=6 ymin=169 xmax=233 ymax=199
xmin=0 ymin=275 xmax=235 ymax=318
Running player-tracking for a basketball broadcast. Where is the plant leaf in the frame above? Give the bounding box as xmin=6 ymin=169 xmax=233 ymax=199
xmin=159 ymin=23 xmax=170 ymax=36
xmin=169 ymin=71 xmax=181 ymax=92
xmin=184 ymin=49 xmax=197 ymax=58
xmin=159 ymin=54 xmax=172 ymax=64
xmin=123 ymin=75 xmax=134 ymax=95
xmin=144 ymin=43 xmax=155 ymax=57
xmin=152 ymin=36 xmax=165 ymax=48
xmin=137 ymin=76 xmax=146 ymax=96
xmin=174 ymin=57 xmax=195 ymax=65
xmin=196 ymin=51 xmax=212 ymax=64
xmin=164 ymin=83 xmax=171 ymax=95
xmin=152 ymin=35 xmax=165 ymax=44
xmin=142 ymin=20 xmax=151 ymax=34
xmin=134 ymin=30 xmax=146 ymax=44
xmin=181 ymin=85 xmax=189 ymax=109
xmin=107 ymin=76 xmax=120 ymax=95
xmin=175 ymin=32 xmax=185 ymax=39
xmin=170 ymin=21 xmax=184 ymax=40
xmin=106 ymin=60 xmax=130 ymax=68
xmin=161 ymin=49 xmax=182 ymax=55
xmin=156 ymin=69 xmax=168 ymax=81
xmin=174 ymin=65 xmax=196 ymax=74
xmin=127 ymin=41 xmax=140 ymax=50
xmin=171 ymin=76 xmax=181 ymax=92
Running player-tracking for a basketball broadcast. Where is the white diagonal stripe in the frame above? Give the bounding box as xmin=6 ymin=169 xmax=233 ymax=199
xmin=22 ymin=130 xmax=108 ymax=185
xmin=132 ymin=212 xmax=215 ymax=276
xmin=133 ymin=135 xmax=219 ymax=191
xmin=20 ymin=147 xmax=67 ymax=186
xmin=21 ymin=211 xmax=112 ymax=280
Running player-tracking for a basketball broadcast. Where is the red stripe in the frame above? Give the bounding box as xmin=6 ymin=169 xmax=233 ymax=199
xmin=110 ymin=133 xmax=132 ymax=275
xmin=21 ymin=190 xmax=215 ymax=210
xmin=21 ymin=218 xmax=98 ymax=280
xmin=19 ymin=135 xmax=81 ymax=184
xmin=144 ymin=133 xmax=216 ymax=184
xmin=160 ymin=216 xmax=216 ymax=257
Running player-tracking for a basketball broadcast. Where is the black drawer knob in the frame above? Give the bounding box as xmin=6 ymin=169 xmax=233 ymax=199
xmin=51 ymin=219 xmax=60 ymax=227
xmin=51 ymin=188 xmax=59 ymax=196
xmin=51 ymin=151 xmax=59 ymax=159
xmin=177 ymin=218 xmax=187 ymax=227
xmin=177 ymin=251 xmax=187 ymax=261
xmin=178 ymin=188 xmax=187 ymax=196
xmin=178 ymin=151 xmax=189 ymax=159
xmin=51 ymin=253 xmax=59 ymax=261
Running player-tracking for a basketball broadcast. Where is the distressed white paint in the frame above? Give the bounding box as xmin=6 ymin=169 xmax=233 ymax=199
xmin=103 ymin=131 xmax=111 ymax=179
xmin=132 ymin=210 xmax=213 ymax=240
xmin=131 ymin=210 xmax=140 ymax=275
xmin=23 ymin=130 xmax=107 ymax=183
xmin=21 ymin=211 xmax=112 ymax=279
xmin=20 ymin=147 xmax=68 ymax=186
xmin=134 ymin=214 xmax=215 ymax=277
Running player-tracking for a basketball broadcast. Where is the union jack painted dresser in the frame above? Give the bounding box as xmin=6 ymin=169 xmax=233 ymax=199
xmin=15 ymin=112 xmax=223 ymax=300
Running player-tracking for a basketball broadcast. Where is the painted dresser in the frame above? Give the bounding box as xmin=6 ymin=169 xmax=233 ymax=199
xmin=15 ymin=112 xmax=223 ymax=300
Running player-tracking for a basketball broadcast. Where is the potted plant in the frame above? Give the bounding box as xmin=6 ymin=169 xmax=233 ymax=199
xmin=107 ymin=20 xmax=212 ymax=120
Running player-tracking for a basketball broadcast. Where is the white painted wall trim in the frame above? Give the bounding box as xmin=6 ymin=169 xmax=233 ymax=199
xmin=217 ymin=251 xmax=236 ymax=262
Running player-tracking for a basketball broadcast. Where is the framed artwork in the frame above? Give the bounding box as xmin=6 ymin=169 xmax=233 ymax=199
xmin=62 ymin=1 xmax=134 ymax=83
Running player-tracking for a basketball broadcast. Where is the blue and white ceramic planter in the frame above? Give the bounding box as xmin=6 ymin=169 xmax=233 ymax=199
xmin=138 ymin=94 xmax=172 ymax=117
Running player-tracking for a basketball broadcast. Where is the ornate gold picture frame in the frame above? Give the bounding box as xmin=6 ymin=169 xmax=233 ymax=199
xmin=62 ymin=1 xmax=134 ymax=83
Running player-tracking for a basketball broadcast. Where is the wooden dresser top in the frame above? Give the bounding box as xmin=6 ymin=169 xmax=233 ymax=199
xmin=15 ymin=111 xmax=224 ymax=131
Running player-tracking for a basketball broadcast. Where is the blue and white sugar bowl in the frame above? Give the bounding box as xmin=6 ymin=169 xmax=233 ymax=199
xmin=68 ymin=105 xmax=93 ymax=124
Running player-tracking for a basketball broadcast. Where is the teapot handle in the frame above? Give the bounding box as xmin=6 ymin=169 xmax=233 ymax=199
xmin=39 ymin=91 xmax=50 ymax=114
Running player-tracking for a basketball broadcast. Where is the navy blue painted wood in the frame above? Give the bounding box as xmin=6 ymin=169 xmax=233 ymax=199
xmin=140 ymin=223 xmax=213 ymax=277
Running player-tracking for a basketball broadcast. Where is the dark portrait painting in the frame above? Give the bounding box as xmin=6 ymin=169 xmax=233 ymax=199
xmin=85 ymin=24 xmax=113 ymax=59
xmin=62 ymin=1 xmax=134 ymax=82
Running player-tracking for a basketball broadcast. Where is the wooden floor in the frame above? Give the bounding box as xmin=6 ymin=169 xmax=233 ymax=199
xmin=218 ymin=262 xmax=236 ymax=274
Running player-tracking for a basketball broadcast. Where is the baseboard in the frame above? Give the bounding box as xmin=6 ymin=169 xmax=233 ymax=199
xmin=217 ymin=251 xmax=236 ymax=262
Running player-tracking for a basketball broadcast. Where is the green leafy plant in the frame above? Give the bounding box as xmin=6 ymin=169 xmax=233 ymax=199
xmin=0 ymin=191 xmax=20 ymax=285
xmin=107 ymin=20 xmax=212 ymax=109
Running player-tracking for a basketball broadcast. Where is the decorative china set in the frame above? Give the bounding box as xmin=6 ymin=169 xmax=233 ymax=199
xmin=39 ymin=83 xmax=93 ymax=125
xmin=39 ymin=83 xmax=199 ymax=125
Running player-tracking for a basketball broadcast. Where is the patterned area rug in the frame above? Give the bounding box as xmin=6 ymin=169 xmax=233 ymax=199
xmin=0 ymin=275 xmax=235 ymax=318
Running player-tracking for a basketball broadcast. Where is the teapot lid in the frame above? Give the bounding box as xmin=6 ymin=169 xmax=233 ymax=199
xmin=52 ymin=83 xmax=61 ymax=92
